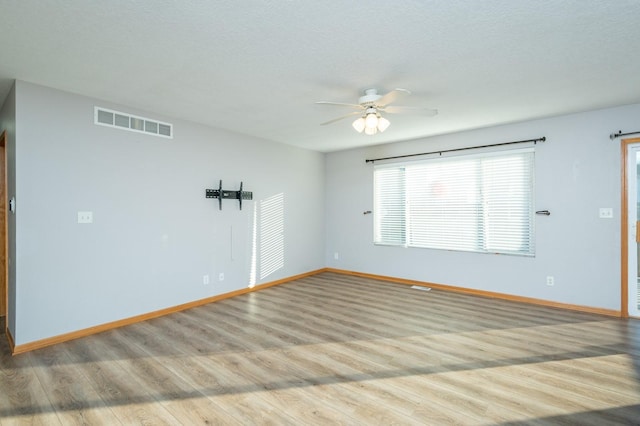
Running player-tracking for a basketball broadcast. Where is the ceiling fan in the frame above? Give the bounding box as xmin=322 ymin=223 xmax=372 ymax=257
xmin=316 ymin=88 xmax=438 ymax=135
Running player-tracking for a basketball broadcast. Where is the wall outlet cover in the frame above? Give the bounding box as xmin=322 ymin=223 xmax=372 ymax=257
xmin=77 ymin=211 xmax=93 ymax=223
xmin=599 ymin=208 xmax=613 ymax=219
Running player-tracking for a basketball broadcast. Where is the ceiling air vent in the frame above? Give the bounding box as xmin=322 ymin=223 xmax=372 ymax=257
xmin=94 ymin=107 xmax=173 ymax=139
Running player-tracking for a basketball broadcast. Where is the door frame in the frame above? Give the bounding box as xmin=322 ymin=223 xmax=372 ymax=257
xmin=621 ymin=137 xmax=640 ymax=318
xmin=0 ymin=130 xmax=6 ymax=328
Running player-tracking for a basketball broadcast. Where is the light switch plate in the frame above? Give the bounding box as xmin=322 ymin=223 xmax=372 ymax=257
xmin=77 ymin=211 xmax=93 ymax=223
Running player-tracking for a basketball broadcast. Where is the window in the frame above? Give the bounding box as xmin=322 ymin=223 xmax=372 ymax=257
xmin=374 ymin=148 xmax=535 ymax=256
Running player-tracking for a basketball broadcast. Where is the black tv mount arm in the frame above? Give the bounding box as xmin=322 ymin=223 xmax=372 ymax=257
xmin=205 ymin=180 xmax=253 ymax=210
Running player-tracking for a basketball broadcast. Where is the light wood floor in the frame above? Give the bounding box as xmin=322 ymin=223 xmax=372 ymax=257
xmin=1 ymin=272 xmax=640 ymax=425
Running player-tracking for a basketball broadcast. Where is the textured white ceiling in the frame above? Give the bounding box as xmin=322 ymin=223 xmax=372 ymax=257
xmin=1 ymin=1 xmax=639 ymax=152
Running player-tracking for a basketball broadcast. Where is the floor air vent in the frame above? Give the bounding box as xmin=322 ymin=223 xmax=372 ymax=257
xmin=411 ymin=285 xmax=431 ymax=291
xmin=94 ymin=107 xmax=173 ymax=138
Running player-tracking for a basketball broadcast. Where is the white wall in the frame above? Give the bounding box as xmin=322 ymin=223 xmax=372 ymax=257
xmin=13 ymin=81 xmax=325 ymax=345
xmin=325 ymin=104 xmax=640 ymax=310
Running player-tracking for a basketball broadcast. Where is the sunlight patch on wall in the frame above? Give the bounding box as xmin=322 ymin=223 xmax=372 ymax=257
xmin=249 ymin=202 xmax=258 ymax=288
xmin=259 ymin=193 xmax=285 ymax=280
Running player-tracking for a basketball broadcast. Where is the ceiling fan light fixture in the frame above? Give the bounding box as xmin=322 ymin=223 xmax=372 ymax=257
xmin=356 ymin=111 xmax=389 ymax=135
xmin=377 ymin=116 xmax=390 ymax=132
xmin=352 ymin=117 xmax=366 ymax=133
xmin=365 ymin=112 xmax=378 ymax=129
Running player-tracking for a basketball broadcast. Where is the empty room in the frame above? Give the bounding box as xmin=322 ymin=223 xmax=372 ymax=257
xmin=1 ymin=1 xmax=639 ymax=424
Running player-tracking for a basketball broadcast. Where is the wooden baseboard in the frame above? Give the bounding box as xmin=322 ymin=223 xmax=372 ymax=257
xmin=326 ymin=268 xmax=622 ymax=317
xmin=12 ymin=266 xmax=622 ymax=355
xmin=12 ymin=268 xmax=326 ymax=355
xmin=5 ymin=326 xmax=15 ymax=353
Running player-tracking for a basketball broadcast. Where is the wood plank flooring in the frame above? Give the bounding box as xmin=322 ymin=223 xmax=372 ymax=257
xmin=1 ymin=271 xmax=640 ymax=425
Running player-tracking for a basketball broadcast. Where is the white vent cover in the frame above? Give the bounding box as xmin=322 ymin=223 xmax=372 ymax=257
xmin=94 ymin=107 xmax=173 ymax=139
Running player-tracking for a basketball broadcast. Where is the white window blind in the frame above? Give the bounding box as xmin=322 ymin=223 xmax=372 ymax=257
xmin=374 ymin=167 xmax=406 ymax=245
xmin=374 ymin=148 xmax=535 ymax=256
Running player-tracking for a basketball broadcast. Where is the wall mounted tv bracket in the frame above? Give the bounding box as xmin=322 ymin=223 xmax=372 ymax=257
xmin=206 ymin=180 xmax=253 ymax=210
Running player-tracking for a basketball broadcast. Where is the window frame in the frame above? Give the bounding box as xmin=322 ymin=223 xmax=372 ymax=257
xmin=373 ymin=147 xmax=535 ymax=256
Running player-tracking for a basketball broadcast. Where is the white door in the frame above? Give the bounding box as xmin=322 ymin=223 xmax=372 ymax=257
xmin=626 ymin=143 xmax=640 ymax=317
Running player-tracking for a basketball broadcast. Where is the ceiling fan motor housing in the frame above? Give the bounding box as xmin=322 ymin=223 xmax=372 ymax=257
xmin=359 ymin=89 xmax=382 ymax=105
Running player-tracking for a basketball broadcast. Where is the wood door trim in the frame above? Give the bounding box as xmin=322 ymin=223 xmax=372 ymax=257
xmin=620 ymin=137 xmax=640 ymax=318
xmin=0 ymin=130 xmax=5 ymax=327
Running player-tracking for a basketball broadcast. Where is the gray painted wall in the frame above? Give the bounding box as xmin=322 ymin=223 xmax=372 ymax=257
xmin=12 ymin=81 xmax=325 ymax=345
xmin=325 ymin=103 xmax=640 ymax=310
xmin=0 ymin=82 xmax=16 ymax=338
xmin=4 ymin=79 xmax=637 ymax=345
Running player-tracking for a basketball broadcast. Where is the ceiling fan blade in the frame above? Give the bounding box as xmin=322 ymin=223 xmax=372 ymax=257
xmin=316 ymin=101 xmax=363 ymax=109
xmin=376 ymin=88 xmax=411 ymax=107
xmin=320 ymin=111 xmax=362 ymax=126
xmin=381 ymin=106 xmax=438 ymax=116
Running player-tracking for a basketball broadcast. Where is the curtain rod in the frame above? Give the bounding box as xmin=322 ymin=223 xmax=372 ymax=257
xmin=610 ymin=130 xmax=640 ymax=140
xmin=365 ymin=137 xmax=546 ymax=164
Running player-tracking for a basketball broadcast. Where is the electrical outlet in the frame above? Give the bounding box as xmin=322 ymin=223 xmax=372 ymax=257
xmin=77 ymin=211 xmax=93 ymax=224
xmin=546 ymin=276 xmax=555 ymax=286
xmin=599 ymin=208 xmax=613 ymax=219
xmin=334 ymin=252 xmax=339 ymax=260
xmin=219 ymin=273 xmax=225 ymax=281
xmin=203 ymin=275 xmax=210 ymax=285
